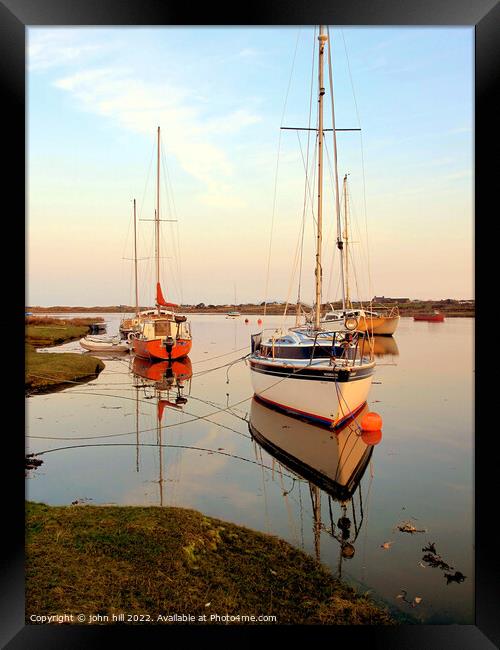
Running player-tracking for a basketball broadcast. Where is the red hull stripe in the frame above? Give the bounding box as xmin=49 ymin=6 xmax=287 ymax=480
xmin=255 ymin=394 xmax=364 ymax=428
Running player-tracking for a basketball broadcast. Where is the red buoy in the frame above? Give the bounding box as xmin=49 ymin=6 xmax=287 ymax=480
xmin=257 ymin=318 xmax=262 ymax=325
xmin=361 ymin=429 xmax=382 ymax=445
xmin=360 ymin=411 xmax=382 ymax=432
xmin=245 ymin=318 xmax=249 ymax=324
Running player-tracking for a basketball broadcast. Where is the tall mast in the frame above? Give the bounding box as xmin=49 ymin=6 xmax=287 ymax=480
xmin=156 ymin=126 xmax=161 ymax=315
xmin=315 ymin=26 xmax=328 ymax=330
xmin=326 ymin=26 xmax=346 ymax=310
xmin=343 ymin=174 xmax=350 ymax=308
xmin=133 ymin=198 xmax=139 ymax=316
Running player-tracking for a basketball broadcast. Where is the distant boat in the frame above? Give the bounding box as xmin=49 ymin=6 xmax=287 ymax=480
xmin=226 ymin=285 xmax=241 ymax=318
xmin=322 ymin=305 xmax=400 ymax=336
xmin=321 ymin=174 xmax=400 ymax=337
xmin=413 ymin=311 xmax=444 ymax=322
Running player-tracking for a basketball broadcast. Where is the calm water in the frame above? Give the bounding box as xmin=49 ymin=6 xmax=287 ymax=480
xmin=26 ymin=314 xmax=474 ymax=624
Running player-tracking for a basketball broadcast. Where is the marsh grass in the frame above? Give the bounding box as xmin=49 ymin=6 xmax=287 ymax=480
xmin=26 ymin=502 xmax=394 ymax=625
xmin=25 ymin=322 xmax=105 ymax=393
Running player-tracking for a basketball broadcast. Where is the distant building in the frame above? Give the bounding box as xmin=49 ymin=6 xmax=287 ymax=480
xmin=372 ymin=296 xmax=410 ymax=304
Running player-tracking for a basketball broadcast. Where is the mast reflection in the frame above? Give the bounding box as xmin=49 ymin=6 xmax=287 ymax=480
xmin=130 ymin=356 xmax=193 ymax=505
xmin=249 ymin=397 xmax=381 ymax=576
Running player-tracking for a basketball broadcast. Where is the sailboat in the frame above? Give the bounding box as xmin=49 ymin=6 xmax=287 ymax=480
xmin=131 ymin=127 xmax=192 ymax=361
xmin=248 ymin=26 xmax=375 ymax=428
xmin=226 ymin=285 xmax=241 ymax=318
xmin=119 ymin=198 xmax=174 ymax=340
xmin=321 ymin=174 xmax=400 ymax=336
xmin=249 ymin=397 xmax=376 ymax=570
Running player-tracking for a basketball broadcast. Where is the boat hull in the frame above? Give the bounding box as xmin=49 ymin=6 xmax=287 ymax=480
xmin=132 ymin=337 xmax=192 ymax=360
xmin=413 ymin=314 xmax=444 ymax=322
xmin=357 ymin=315 xmax=400 ymax=336
xmin=79 ymin=338 xmax=129 ymax=353
xmin=249 ymin=358 xmax=374 ymax=427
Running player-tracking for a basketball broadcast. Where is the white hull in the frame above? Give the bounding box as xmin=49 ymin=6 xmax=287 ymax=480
xmin=249 ymin=362 xmax=374 ymax=427
xmin=80 ymin=337 xmax=130 ymax=353
xmin=369 ymin=315 xmax=400 ymax=336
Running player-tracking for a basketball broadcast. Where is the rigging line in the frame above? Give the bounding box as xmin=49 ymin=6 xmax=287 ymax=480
xmin=192 ymin=354 xmax=249 ymax=378
xmin=280 ymin=184 xmax=307 ymax=327
xmin=28 ymin=406 xmax=251 ymax=441
xmin=340 ymin=29 xmax=372 ymax=302
xmin=297 ymin=26 xmax=318 ymax=312
xmin=295 ymin=130 xmax=318 ymax=230
xmin=30 ymin=442 xmax=302 ymax=481
xmin=263 ymin=28 xmax=302 ymax=319
xmin=278 ymin=463 xmax=299 ymax=546
xmin=136 ymin=136 xmax=156 ymax=303
xmin=34 ymin=388 xmax=251 ymax=421
xmin=120 ymin=202 xmax=135 ymax=309
xmin=160 ymin=140 xmax=184 ymax=303
xmin=326 ymin=26 xmax=345 ymax=309
xmin=360 ymin=463 xmax=375 ymax=584
xmin=323 ymin=138 xmax=341 ymax=302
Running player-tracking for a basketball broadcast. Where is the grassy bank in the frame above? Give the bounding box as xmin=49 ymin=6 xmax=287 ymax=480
xmin=25 ymin=346 xmax=104 ymax=394
xmin=26 ymin=324 xmax=90 ymax=348
xmin=25 ymin=320 xmax=105 ymax=394
xmin=26 ymin=502 xmax=394 ymax=625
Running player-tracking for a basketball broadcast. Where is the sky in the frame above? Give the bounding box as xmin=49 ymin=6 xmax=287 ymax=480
xmin=27 ymin=26 xmax=474 ymax=307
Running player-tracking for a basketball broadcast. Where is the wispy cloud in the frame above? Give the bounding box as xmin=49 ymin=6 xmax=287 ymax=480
xmin=28 ymin=30 xmax=109 ymax=71
xmin=52 ymin=64 xmax=260 ymax=206
xmin=447 ymin=126 xmax=471 ymax=135
xmin=238 ymin=48 xmax=258 ymax=58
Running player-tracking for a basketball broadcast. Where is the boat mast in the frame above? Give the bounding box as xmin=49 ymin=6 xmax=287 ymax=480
xmin=315 ymin=26 xmax=328 ymax=330
xmin=326 ymin=26 xmax=346 ymax=311
xmin=156 ymin=126 xmax=161 ymax=315
xmin=343 ymin=174 xmax=351 ymax=308
xmin=133 ymin=198 xmax=139 ymax=316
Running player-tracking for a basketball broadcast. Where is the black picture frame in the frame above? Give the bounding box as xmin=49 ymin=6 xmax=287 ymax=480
xmin=5 ymin=0 xmax=498 ymax=646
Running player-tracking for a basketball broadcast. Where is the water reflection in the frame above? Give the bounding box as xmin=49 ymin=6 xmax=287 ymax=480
xmin=249 ymin=397 xmax=379 ymax=577
xmin=371 ymin=336 xmax=399 ymax=358
xmin=130 ymin=356 xmax=193 ymax=505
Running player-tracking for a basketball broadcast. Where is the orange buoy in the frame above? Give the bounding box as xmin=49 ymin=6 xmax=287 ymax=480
xmin=360 ymin=411 xmax=382 ymax=432
xmin=361 ymin=429 xmax=382 ymax=446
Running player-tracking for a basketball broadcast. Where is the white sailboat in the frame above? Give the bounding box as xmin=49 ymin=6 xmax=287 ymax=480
xmin=226 ymin=285 xmax=241 ymax=318
xmin=248 ymin=26 xmax=375 ymax=428
xmin=322 ymin=174 xmax=400 ymax=336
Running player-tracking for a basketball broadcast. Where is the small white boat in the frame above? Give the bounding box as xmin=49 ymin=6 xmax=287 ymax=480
xmin=79 ymin=335 xmax=130 ymax=353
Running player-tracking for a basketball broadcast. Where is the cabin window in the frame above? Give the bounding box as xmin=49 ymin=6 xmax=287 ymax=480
xmin=154 ymin=321 xmax=172 ymax=337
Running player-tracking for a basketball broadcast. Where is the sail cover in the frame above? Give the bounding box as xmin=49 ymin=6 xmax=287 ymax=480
xmin=156 ymin=282 xmax=178 ymax=308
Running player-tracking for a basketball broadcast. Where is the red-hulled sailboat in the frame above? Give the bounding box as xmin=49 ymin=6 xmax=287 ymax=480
xmin=131 ymin=127 xmax=192 ymax=361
